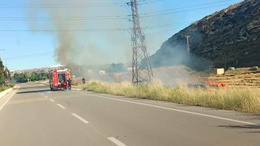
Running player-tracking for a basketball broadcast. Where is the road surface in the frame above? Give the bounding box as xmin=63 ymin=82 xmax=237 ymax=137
xmin=0 ymin=83 xmax=259 ymax=146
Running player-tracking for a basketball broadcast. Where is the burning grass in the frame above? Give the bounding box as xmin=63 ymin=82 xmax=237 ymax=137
xmin=79 ymin=80 xmax=260 ymax=114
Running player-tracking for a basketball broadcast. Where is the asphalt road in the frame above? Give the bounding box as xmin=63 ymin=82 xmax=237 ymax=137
xmin=0 ymin=83 xmax=259 ymax=146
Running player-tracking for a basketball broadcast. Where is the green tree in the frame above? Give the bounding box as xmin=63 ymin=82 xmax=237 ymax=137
xmin=0 ymin=70 xmax=5 ymax=86
xmin=13 ymin=73 xmax=28 ymax=83
xmin=37 ymin=73 xmax=42 ymax=81
xmin=4 ymin=68 xmax=11 ymax=79
xmin=30 ymin=72 xmax=38 ymax=81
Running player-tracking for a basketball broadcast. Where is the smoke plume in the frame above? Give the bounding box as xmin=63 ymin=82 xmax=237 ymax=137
xmin=27 ymin=0 xmax=129 ymax=66
xmin=26 ymin=0 xmax=205 ymax=85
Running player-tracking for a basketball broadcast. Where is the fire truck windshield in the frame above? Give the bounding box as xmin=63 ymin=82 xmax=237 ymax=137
xmin=58 ymin=73 xmax=66 ymax=83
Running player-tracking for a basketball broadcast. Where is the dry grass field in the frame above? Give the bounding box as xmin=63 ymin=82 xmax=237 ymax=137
xmin=209 ymin=67 xmax=260 ymax=88
xmin=79 ymin=80 xmax=260 ymax=114
xmin=74 ymin=66 xmax=260 ymax=114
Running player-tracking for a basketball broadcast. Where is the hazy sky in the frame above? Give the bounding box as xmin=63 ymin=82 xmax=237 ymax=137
xmin=0 ymin=0 xmax=242 ymax=70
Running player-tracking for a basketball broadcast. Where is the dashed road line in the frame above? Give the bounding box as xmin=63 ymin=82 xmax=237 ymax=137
xmin=44 ymin=95 xmax=48 ymax=98
xmin=71 ymin=113 xmax=89 ymax=124
xmin=107 ymin=137 xmax=127 ymax=146
xmin=57 ymin=104 xmax=66 ymax=109
xmin=49 ymin=99 xmax=55 ymax=102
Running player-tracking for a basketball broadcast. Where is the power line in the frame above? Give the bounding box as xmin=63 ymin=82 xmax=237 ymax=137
xmin=0 ymin=2 xmax=232 ymax=22
xmin=140 ymin=0 xmax=238 ymax=15
xmin=0 ymin=3 xmax=126 ymax=8
xmin=138 ymin=0 xmax=166 ymax=5
xmin=139 ymin=3 xmax=237 ymax=18
xmin=3 ymin=52 xmax=53 ymax=60
xmin=0 ymin=16 xmax=126 ymax=21
xmin=0 ymin=28 xmax=131 ymax=32
xmin=0 ymin=19 xmax=196 ymax=31
xmin=0 ymin=1 xmax=240 ymax=22
xmin=2 ymin=25 xmax=186 ymax=62
xmin=0 ymin=0 xmax=165 ymax=7
xmin=144 ymin=21 xmax=194 ymax=29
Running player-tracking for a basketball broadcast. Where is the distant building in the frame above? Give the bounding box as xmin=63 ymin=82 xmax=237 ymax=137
xmin=211 ymin=68 xmax=225 ymax=75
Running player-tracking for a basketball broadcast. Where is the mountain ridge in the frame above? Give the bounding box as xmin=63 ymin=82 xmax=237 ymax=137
xmin=150 ymin=0 xmax=260 ymax=70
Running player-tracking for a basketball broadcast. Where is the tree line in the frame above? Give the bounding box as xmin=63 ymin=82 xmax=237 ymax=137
xmin=0 ymin=68 xmax=11 ymax=86
xmin=0 ymin=59 xmax=11 ymax=86
xmin=13 ymin=72 xmax=49 ymax=83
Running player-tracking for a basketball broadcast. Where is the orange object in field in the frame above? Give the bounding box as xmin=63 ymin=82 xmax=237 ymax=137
xmin=205 ymin=81 xmax=227 ymax=88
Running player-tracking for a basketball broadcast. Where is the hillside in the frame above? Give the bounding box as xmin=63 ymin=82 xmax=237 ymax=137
xmin=150 ymin=0 xmax=260 ymax=70
xmin=209 ymin=67 xmax=260 ymax=88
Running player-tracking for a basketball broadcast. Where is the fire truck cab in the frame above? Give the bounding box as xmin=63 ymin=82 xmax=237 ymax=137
xmin=49 ymin=69 xmax=71 ymax=91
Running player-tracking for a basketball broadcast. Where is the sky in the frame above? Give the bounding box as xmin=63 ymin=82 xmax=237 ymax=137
xmin=0 ymin=0 xmax=243 ymax=70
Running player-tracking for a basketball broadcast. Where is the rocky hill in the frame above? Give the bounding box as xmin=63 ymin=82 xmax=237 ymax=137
xmin=150 ymin=0 xmax=260 ymax=70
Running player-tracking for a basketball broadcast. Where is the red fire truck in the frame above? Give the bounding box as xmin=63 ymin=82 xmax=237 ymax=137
xmin=49 ymin=69 xmax=71 ymax=91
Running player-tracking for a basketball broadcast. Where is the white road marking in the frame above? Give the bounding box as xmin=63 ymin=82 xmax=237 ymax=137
xmin=71 ymin=113 xmax=89 ymax=124
xmin=88 ymin=93 xmax=257 ymax=125
xmin=49 ymin=99 xmax=55 ymax=102
xmin=44 ymin=95 xmax=48 ymax=98
xmin=107 ymin=137 xmax=127 ymax=146
xmin=57 ymin=104 xmax=66 ymax=109
xmin=0 ymin=91 xmax=16 ymax=111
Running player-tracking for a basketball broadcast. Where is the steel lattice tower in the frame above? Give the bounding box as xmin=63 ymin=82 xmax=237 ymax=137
xmin=129 ymin=0 xmax=153 ymax=85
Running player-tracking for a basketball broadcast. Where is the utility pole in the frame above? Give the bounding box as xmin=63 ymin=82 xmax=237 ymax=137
xmin=128 ymin=0 xmax=153 ymax=85
xmin=185 ymin=36 xmax=190 ymax=55
xmin=224 ymin=55 xmax=227 ymax=71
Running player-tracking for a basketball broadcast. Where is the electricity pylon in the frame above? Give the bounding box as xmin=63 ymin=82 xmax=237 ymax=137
xmin=129 ymin=0 xmax=153 ymax=85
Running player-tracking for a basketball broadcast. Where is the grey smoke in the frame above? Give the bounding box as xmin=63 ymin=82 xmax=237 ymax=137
xmin=26 ymin=0 xmax=130 ymax=66
xmin=26 ymin=0 xmax=207 ymax=86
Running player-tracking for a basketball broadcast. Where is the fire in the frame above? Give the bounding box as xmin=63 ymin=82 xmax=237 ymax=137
xmin=205 ymin=81 xmax=227 ymax=88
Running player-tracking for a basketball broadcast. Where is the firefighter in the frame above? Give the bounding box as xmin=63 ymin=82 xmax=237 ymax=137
xmin=82 ymin=77 xmax=86 ymax=84
xmin=67 ymin=78 xmax=72 ymax=90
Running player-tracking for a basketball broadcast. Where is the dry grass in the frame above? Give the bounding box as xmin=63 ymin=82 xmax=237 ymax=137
xmin=79 ymin=80 xmax=260 ymax=114
xmin=209 ymin=67 xmax=260 ymax=88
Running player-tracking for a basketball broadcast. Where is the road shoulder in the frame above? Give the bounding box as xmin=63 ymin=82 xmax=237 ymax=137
xmin=0 ymin=87 xmax=19 ymax=111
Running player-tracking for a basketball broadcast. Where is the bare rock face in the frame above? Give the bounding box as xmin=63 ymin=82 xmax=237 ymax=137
xmin=150 ymin=0 xmax=260 ymax=70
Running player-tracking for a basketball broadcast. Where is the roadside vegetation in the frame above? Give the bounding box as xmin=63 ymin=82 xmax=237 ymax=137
xmin=0 ymin=84 xmax=15 ymax=92
xmin=79 ymin=80 xmax=260 ymax=114
xmin=12 ymin=72 xmax=49 ymax=83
